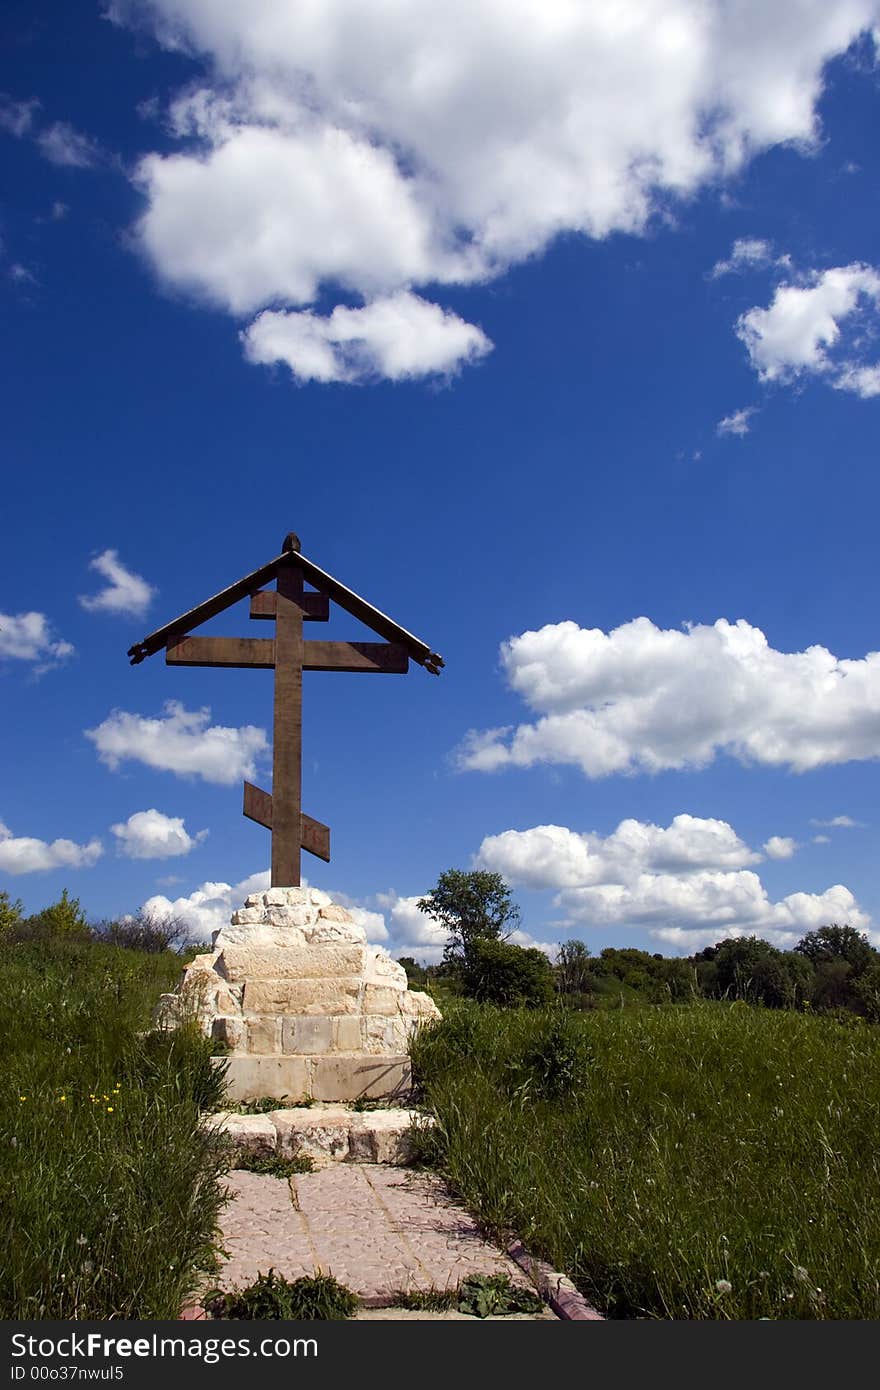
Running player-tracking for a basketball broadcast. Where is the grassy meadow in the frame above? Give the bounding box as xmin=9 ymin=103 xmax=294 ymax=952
xmin=411 ymin=999 xmax=880 ymax=1319
xmin=0 ymin=939 xmax=228 ymax=1319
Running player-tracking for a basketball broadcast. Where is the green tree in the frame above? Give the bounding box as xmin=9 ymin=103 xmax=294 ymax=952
xmin=26 ymin=889 xmax=91 ymax=941
xmin=0 ymin=891 xmax=24 ymax=941
xmin=459 ymin=937 xmax=554 ymax=1007
xmin=417 ymin=869 xmax=521 ymax=969
xmin=794 ymin=924 xmax=876 ymax=976
xmin=555 ymin=940 xmax=595 ymax=997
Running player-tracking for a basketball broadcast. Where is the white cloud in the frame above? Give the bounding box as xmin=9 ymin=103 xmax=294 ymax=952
xmin=243 ymin=293 xmax=491 ymax=384
xmin=111 ymin=808 xmax=209 ymax=859
xmin=79 ymin=549 xmax=156 ymax=616
xmin=86 ymin=700 xmax=268 ymax=784
xmin=0 ymin=819 xmax=102 ymax=875
xmin=737 ymin=262 xmax=880 ymax=397
xmin=716 ymin=405 xmax=757 ymax=436
xmin=457 ymin=616 xmax=880 ymax=777
xmin=810 ymin=814 xmax=865 ymax=828
xmin=142 ymin=870 xmax=270 ymax=942
xmin=36 ymin=121 xmax=101 ymax=168
xmin=0 ymin=96 xmax=38 ymax=137
xmin=763 ymin=835 xmax=798 ymax=859
xmin=710 ymin=237 xmax=787 ymax=278
xmin=813 ymin=834 xmax=831 ymax=844
xmin=476 ymin=814 xmax=868 ymax=951
xmin=111 ymin=1 xmax=880 ymax=376
xmin=0 ymin=612 xmax=73 ymax=669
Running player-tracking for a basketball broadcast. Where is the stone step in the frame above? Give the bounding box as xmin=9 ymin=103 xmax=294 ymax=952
xmin=211 ymin=1104 xmax=431 ymax=1165
xmin=218 ymin=1051 xmax=412 ymax=1103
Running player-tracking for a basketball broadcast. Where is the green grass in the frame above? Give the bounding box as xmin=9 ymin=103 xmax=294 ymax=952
xmin=205 ymin=1269 xmax=358 ymax=1319
xmin=397 ymin=1273 xmax=544 ymax=1317
xmin=410 ymin=999 xmax=880 ymax=1319
xmin=233 ymin=1151 xmax=314 ymax=1177
xmin=0 ymin=939 xmax=229 ymax=1318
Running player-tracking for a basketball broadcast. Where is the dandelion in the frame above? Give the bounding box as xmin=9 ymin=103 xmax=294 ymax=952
xmin=58 ymin=1095 xmax=66 ymax=1102
xmin=715 ymin=1280 xmax=732 ymax=1294
xmin=76 ymin=1235 xmax=88 ymax=1247
xmin=18 ymin=1096 xmax=26 ymax=1102
xmin=106 ymin=1106 xmax=114 ymax=1113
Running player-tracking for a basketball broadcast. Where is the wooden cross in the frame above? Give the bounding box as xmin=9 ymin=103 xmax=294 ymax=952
xmin=128 ymin=533 xmax=443 ymax=886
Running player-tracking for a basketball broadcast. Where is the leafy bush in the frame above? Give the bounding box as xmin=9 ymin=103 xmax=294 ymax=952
xmin=460 ymin=937 xmax=554 ymax=1007
xmin=206 ymin=1269 xmax=358 ymax=1319
xmin=93 ymin=910 xmax=189 ymax=954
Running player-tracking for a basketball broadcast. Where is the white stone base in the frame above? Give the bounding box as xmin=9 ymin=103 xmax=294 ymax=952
xmin=154 ymin=887 xmax=441 ymax=1105
xmin=211 ymin=1104 xmax=432 ymax=1165
xmin=219 ymin=1052 xmax=412 ymax=1103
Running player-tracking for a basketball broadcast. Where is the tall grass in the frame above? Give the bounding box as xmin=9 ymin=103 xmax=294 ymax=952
xmin=411 ymin=1000 xmax=880 ymax=1319
xmin=0 ymin=940 xmax=229 ymax=1319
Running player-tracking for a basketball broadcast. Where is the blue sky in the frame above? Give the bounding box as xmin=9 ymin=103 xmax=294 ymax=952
xmin=2 ymin=1 xmax=879 ymax=960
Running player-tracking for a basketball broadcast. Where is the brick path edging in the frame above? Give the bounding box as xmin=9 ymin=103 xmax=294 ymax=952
xmin=506 ymin=1241 xmax=604 ymax=1321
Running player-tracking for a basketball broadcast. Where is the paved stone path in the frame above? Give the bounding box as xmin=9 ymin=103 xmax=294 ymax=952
xmin=217 ymin=1165 xmax=554 ymax=1313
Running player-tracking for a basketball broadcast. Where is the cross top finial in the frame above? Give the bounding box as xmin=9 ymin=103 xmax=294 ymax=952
xmin=282 ymin=532 xmax=301 ymax=554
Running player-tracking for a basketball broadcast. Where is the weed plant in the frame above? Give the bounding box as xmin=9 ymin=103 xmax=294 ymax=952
xmin=206 ymin=1269 xmax=358 ymax=1319
xmin=410 ymin=999 xmax=880 ymax=1319
xmin=233 ymin=1151 xmax=314 ymax=1177
xmin=0 ymin=940 xmax=229 ymax=1318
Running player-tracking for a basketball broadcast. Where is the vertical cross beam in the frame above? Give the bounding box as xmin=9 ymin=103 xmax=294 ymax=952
xmin=271 ymin=560 xmax=304 ymax=886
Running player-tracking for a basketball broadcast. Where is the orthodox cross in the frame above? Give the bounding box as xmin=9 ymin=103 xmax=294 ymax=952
xmin=127 ymin=533 xmax=444 ymax=887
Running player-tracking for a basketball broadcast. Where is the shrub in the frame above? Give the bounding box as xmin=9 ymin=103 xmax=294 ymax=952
xmin=460 ymin=937 xmax=554 ymax=1008
xmin=93 ymin=911 xmax=189 ymax=954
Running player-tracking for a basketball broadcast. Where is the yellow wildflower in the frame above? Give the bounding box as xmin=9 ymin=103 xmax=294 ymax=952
xmin=106 ymin=1106 xmax=114 ymax=1113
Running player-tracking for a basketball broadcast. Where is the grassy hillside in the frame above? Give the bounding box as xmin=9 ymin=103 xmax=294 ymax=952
xmin=411 ymin=1000 xmax=880 ymax=1319
xmin=0 ymin=940 xmax=228 ymax=1319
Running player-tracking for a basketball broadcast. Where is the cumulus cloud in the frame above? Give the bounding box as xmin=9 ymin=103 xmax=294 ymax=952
xmin=86 ymin=700 xmax=268 ymax=784
xmin=36 ymin=121 xmax=101 ymax=168
xmin=0 ymin=819 xmax=102 ymax=875
xmin=476 ymin=814 xmax=868 ymax=951
xmin=110 ymin=1 xmax=880 ymax=377
xmin=716 ymin=405 xmax=757 ymax=436
xmin=763 ymin=835 xmax=798 ymax=859
xmin=243 ymin=293 xmax=491 ymax=384
xmin=0 ymin=612 xmax=73 ymax=670
xmin=457 ymin=616 xmax=880 ymax=778
xmin=79 ymin=549 xmax=156 ymax=617
xmin=111 ymin=808 xmax=208 ymax=859
xmin=710 ymin=237 xmax=788 ymax=278
xmin=737 ymin=262 xmax=880 ymax=397
xmin=142 ymin=870 xmax=271 ymax=941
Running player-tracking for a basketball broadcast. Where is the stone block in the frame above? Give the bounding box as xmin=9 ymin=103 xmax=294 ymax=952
xmin=262 ymin=904 xmax=314 ymax=928
xmin=334 ymin=1016 xmax=362 ymax=1051
xmin=271 ymin=1106 xmax=351 ymax=1162
xmin=243 ymin=977 xmax=362 ymax=1015
xmin=219 ymin=945 xmax=367 ymax=982
xmin=309 ymin=1053 xmax=411 ymax=1103
xmin=317 ymin=903 xmax=351 ymax=923
xmin=362 ymin=984 xmax=400 ymax=1016
xmin=246 ymin=1016 xmax=281 ymax=1054
xmin=214 ymin=924 xmax=308 ymax=949
xmin=347 ymin=1110 xmax=425 ymax=1164
xmin=281 ymin=1016 xmax=335 ymax=1055
xmin=210 ymin=1111 xmax=277 ymax=1158
xmin=220 ymin=1055 xmax=312 ymax=1104
xmin=230 ymin=906 xmax=264 ymax=925
xmin=212 ymin=1016 xmax=245 ymax=1049
xmin=310 ymin=888 xmax=332 ymax=907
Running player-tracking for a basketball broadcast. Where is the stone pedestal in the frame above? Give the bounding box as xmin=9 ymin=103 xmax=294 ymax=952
xmin=155 ymin=887 xmax=441 ymax=1103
